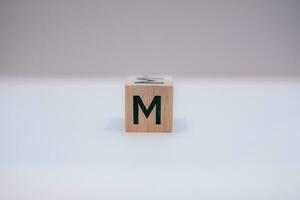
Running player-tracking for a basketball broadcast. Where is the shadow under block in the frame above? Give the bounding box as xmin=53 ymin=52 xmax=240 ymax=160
xmin=125 ymin=76 xmax=173 ymax=133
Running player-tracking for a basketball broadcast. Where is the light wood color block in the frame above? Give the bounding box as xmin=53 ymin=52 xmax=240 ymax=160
xmin=125 ymin=75 xmax=173 ymax=133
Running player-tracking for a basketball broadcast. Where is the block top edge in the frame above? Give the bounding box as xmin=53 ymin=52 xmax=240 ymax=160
xmin=126 ymin=75 xmax=173 ymax=86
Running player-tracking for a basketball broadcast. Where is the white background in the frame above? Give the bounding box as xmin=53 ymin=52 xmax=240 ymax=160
xmin=0 ymin=77 xmax=299 ymax=199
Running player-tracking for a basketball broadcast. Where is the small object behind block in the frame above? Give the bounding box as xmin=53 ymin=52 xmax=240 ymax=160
xmin=125 ymin=75 xmax=173 ymax=133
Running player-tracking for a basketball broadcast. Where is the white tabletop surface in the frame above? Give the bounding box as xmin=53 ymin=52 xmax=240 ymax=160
xmin=0 ymin=77 xmax=299 ymax=200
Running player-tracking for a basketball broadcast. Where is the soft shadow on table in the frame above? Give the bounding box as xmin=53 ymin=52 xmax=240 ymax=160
xmin=105 ymin=118 xmax=188 ymax=134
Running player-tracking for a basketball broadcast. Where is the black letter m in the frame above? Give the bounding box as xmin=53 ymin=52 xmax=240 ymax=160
xmin=133 ymin=96 xmax=161 ymax=124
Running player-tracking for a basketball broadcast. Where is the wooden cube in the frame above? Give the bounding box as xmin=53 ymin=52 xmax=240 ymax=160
xmin=125 ymin=75 xmax=173 ymax=133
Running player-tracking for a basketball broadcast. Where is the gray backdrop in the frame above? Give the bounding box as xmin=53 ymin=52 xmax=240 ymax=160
xmin=1 ymin=0 xmax=300 ymax=77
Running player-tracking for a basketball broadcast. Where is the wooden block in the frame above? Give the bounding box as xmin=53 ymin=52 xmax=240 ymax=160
xmin=125 ymin=75 xmax=173 ymax=133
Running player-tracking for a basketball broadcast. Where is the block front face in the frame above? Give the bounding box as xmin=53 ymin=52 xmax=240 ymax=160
xmin=125 ymin=76 xmax=173 ymax=133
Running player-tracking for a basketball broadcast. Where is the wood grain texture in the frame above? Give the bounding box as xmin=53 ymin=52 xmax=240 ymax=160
xmin=125 ymin=76 xmax=173 ymax=133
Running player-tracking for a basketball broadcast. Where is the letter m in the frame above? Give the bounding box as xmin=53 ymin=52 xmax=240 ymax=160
xmin=133 ymin=96 xmax=161 ymax=125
